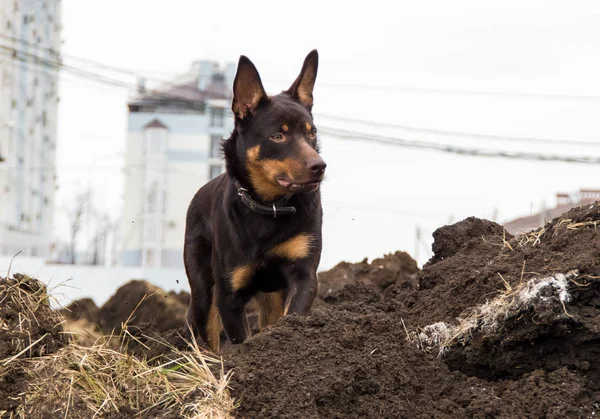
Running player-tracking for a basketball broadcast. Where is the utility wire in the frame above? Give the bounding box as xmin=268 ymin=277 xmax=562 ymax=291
xmin=318 ymin=126 xmax=600 ymax=165
xmin=0 ymin=45 xmax=207 ymax=106
xmin=315 ymin=113 xmax=600 ymax=148
xmin=3 ymin=42 xmax=600 ymax=165
xmin=3 ymin=33 xmax=600 ymax=102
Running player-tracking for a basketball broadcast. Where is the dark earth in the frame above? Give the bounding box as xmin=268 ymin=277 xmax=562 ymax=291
xmin=2 ymin=201 xmax=600 ymax=418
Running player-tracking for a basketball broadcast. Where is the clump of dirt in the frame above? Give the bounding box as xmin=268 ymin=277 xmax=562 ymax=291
xmin=0 ymin=274 xmax=68 ymax=360
xmin=223 ymin=201 xmax=600 ymax=418
xmin=97 ymin=279 xmax=189 ymax=335
xmin=0 ymin=274 xmax=69 ymax=414
xmin=59 ymin=298 xmax=103 ymax=346
xmin=59 ymin=297 xmax=99 ymax=323
xmin=318 ymin=251 xmax=419 ymax=303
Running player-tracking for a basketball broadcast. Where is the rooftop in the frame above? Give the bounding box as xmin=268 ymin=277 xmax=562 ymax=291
xmin=503 ymin=188 xmax=600 ymax=235
xmin=128 ymin=60 xmax=234 ymax=114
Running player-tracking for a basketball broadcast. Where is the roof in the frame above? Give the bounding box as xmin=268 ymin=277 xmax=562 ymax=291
xmin=128 ymin=74 xmax=231 ymax=113
xmin=143 ymin=119 xmax=168 ymax=129
xmin=503 ymin=196 xmax=599 ymax=235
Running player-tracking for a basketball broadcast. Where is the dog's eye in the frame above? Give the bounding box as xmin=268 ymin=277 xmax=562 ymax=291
xmin=309 ymin=130 xmax=317 ymax=140
xmin=270 ymin=133 xmax=285 ymax=142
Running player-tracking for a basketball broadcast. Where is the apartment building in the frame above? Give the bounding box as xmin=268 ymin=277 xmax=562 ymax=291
xmin=0 ymin=0 xmax=62 ymax=257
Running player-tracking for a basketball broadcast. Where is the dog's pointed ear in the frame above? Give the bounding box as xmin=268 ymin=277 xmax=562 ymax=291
xmin=232 ymin=55 xmax=268 ymax=120
xmin=286 ymin=49 xmax=319 ymax=109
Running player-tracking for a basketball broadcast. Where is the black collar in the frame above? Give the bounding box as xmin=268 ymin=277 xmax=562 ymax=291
xmin=234 ymin=180 xmax=296 ymax=218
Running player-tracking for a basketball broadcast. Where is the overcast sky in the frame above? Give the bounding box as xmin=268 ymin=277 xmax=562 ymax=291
xmin=55 ymin=0 xmax=600 ymax=269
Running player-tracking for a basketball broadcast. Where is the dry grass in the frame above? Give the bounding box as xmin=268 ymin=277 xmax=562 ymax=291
xmin=17 ymin=332 xmax=235 ymax=418
xmin=0 ymin=273 xmax=66 ymax=360
xmin=509 ymin=217 xmax=599 ymax=249
xmin=408 ymin=270 xmax=581 ymax=357
xmin=0 ymin=274 xmax=236 ymax=419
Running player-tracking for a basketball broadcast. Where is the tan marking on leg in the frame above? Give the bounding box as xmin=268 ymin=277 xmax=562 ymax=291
xmin=244 ymin=310 xmax=252 ymax=338
xmin=231 ymin=264 xmax=254 ymax=291
xmin=255 ymin=291 xmax=284 ymax=330
xmin=269 ymin=233 xmax=314 ymax=260
xmin=281 ymin=124 xmax=289 ymax=132
xmin=206 ymin=289 xmax=222 ymax=353
xmin=283 ymin=288 xmax=296 ymax=315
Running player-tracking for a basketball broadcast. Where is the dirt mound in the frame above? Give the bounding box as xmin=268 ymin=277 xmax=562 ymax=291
xmin=407 ymin=202 xmax=600 ymax=382
xmin=59 ymin=297 xmax=99 ymax=323
xmin=0 ymin=274 xmax=69 ymax=414
xmin=223 ymin=202 xmax=600 ymax=417
xmin=97 ymin=280 xmax=189 ymax=335
xmin=0 ymin=275 xmax=233 ymax=418
xmin=5 ymin=202 xmax=599 ymax=417
xmin=317 ymin=251 xmax=419 ymax=303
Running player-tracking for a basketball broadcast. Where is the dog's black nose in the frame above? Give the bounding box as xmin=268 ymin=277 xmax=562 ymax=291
xmin=307 ymin=157 xmax=327 ymax=175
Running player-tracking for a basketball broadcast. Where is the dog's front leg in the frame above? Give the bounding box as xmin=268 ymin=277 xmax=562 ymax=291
xmin=215 ymin=285 xmax=248 ymax=344
xmin=284 ymin=266 xmax=318 ymax=316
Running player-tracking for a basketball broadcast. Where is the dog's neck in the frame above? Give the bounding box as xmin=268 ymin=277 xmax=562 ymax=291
xmin=223 ymin=130 xmax=298 ymax=218
xmin=233 ymin=179 xmax=296 ymax=218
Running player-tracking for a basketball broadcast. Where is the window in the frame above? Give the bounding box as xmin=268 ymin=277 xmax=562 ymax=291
xmin=209 ymin=164 xmax=223 ymax=180
xmin=144 ymin=221 xmax=157 ymax=242
xmin=146 ymin=184 xmax=157 ymax=213
xmin=210 ymin=135 xmax=222 ymax=159
xmin=210 ymin=107 xmax=225 ymax=127
xmin=145 ymin=128 xmax=166 ymax=156
xmin=144 ymin=249 xmax=155 ymax=266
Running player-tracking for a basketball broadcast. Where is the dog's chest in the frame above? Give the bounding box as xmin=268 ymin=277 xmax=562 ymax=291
xmin=265 ymin=232 xmax=314 ymax=261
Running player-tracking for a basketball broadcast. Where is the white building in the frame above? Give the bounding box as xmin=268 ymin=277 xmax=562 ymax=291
xmin=0 ymin=0 xmax=62 ymax=257
xmin=120 ymin=60 xmax=236 ymax=268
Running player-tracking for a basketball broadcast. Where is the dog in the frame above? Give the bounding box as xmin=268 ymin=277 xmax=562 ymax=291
xmin=183 ymin=50 xmax=326 ymax=353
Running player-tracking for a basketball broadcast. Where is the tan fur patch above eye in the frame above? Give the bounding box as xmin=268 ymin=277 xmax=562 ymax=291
xmin=305 ymin=122 xmax=312 ymax=131
xmin=269 ymin=233 xmax=314 ymax=260
xmin=281 ymin=124 xmax=289 ymax=132
xmin=231 ymin=265 xmax=254 ymax=291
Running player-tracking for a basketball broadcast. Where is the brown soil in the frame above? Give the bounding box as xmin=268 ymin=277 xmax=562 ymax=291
xmin=0 ymin=274 xmax=69 ymax=414
xmin=97 ymin=279 xmax=190 ymax=335
xmin=2 ymin=201 xmax=600 ymax=418
xmin=224 ymin=202 xmax=600 ymax=418
xmin=317 ymin=251 xmax=419 ymax=303
xmin=59 ymin=297 xmax=99 ymax=323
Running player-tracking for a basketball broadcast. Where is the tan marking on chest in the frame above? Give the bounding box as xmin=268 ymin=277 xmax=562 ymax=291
xmin=231 ymin=264 xmax=255 ymax=291
xmin=269 ymin=233 xmax=314 ymax=260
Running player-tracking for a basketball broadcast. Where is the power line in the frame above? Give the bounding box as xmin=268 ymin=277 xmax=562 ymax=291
xmin=268 ymin=79 xmax=600 ymax=101
xmin=0 ymin=45 xmax=206 ymax=106
xmin=315 ymin=113 xmax=600 ymax=148
xmin=318 ymin=126 xmax=600 ymax=165
xmin=0 ymin=34 xmax=210 ymax=98
xmin=3 ymin=33 xmax=600 ymax=102
xmin=3 ymin=41 xmax=600 ymax=165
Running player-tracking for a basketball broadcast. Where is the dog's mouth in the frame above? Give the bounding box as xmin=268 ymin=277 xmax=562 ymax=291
xmin=277 ymin=178 xmax=322 ymax=192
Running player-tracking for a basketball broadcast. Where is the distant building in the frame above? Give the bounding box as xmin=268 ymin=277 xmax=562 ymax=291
xmin=0 ymin=0 xmax=62 ymax=257
xmin=503 ymin=189 xmax=600 ymax=235
xmin=120 ymin=60 xmax=236 ymax=268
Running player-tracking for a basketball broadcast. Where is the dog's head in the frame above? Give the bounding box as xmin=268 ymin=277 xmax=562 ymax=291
xmin=224 ymin=50 xmax=326 ymax=201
